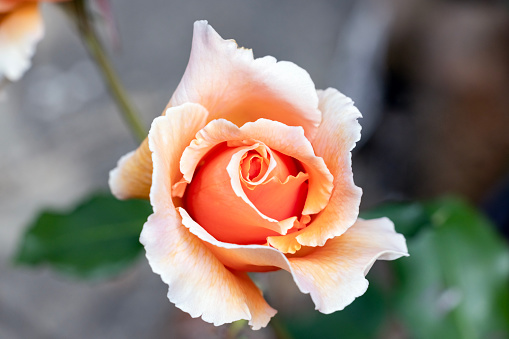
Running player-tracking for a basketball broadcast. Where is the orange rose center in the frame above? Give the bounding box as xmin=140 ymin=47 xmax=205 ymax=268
xmin=183 ymin=142 xmax=309 ymax=245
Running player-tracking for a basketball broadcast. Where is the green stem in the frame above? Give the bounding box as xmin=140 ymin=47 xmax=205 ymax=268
xmin=65 ymin=0 xmax=146 ymax=142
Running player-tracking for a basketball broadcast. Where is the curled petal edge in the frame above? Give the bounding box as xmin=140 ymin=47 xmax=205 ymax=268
xmin=267 ymin=88 xmax=363 ymax=253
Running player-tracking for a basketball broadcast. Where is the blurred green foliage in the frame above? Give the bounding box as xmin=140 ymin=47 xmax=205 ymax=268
xmin=14 ymin=194 xmax=152 ymax=279
xmin=394 ymin=198 xmax=509 ymax=339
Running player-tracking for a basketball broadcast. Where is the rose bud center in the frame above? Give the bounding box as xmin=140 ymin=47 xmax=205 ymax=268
xmin=241 ymin=152 xmax=267 ymax=182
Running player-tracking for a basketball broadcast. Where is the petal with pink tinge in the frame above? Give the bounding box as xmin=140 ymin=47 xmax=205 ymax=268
xmin=168 ymin=20 xmax=321 ymax=140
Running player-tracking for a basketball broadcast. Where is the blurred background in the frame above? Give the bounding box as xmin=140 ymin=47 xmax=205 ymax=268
xmin=1 ymin=0 xmax=508 ymax=338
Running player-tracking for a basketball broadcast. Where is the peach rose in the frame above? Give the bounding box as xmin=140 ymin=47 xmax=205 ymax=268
xmin=110 ymin=21 xmax=408 ymax=329
xmin=0 ymin=0 xmax=67 ymax=81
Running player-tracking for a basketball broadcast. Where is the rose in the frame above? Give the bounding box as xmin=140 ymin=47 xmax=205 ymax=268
xmin=110 ymin=20 xmax=408 ymax=329
xmin=0 ymin=0 xmax=67 ymax=82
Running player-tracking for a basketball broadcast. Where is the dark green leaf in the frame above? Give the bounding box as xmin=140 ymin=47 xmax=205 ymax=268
xmin=14 ymin=194 xmax=152 ymax=279
xmin=394 ymin=197 xmax=509 ymax=339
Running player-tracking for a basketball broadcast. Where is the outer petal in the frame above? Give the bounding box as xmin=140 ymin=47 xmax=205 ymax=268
xmin=111 ymin=20 xmax=322 ymax=200
xmin=108 ymin=139 xmax=152 ymax=200
xmin=141 ymin=213 xmax=276 ymax=330
xmin=109 ymin=103 xmax=208 ymax=200
xmin=142 ymin=110 xmax=276 ymax=329
xmin=286 ymin=218 xmax=408 ymax=313
xmin=179 ymin=211 xmax=408 ymax=313
xmin=0 ymin=3 xmax=43 ymax=81
xmin=169 ymin=20 xmax=321 ymax=140
xmin=268 ymin=88 xmax=363 ymax=252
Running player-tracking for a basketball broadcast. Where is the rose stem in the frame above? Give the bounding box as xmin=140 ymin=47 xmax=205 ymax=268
xmin=62 ymin=0 xmax=147 ymax=143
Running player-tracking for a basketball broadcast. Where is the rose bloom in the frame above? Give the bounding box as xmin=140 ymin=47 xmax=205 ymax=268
xmin=110 ymin=21 xmax=408 ymax=329
xmin=0 ymin=0 xmax=67 ymax=81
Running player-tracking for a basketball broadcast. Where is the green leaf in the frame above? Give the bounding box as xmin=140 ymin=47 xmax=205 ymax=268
xmin=280 ymin=284 xmax=387 ymax=339
xmin=394 ymin=197 xmax=509 ymax=339
xmin=14 ymin=194 xmax=152 ymax=279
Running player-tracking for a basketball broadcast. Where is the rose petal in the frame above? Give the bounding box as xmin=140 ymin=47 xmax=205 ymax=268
xmin=179 ymin=207 xmax=290 ymax=273
xmin=179 ymin=210 xmax=408 ymax=313
xmin=108 ymin=139 xmax=152 ymax=200
xmin=0 ymin=3 xmax=43 ymax=81
xmin=227 ymin=144 xmax=278 ymax=206
xmin=266 ymin=231 xmax=302 ymax=254
xmin=267 ymin=88 xmax=363 ymax=252
xmin=286 ymin=218 xmax=408 ymax=313
xmin=240 ymin=151 xmax=268 ymax=182
xmin=179 ymin=119 xmax=241 ymax=184
xmin=141 ymin=213 xmax=277 ymax=330
xmin=109 ymin=103 xmax=208 ymax=200
xmin=142 ymin=115 xmax=276 ymax=329
xmin=168 ymin=20 xmax=322 ymax=140
xmin=243 ymin=172 xmax=309 ymax=222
